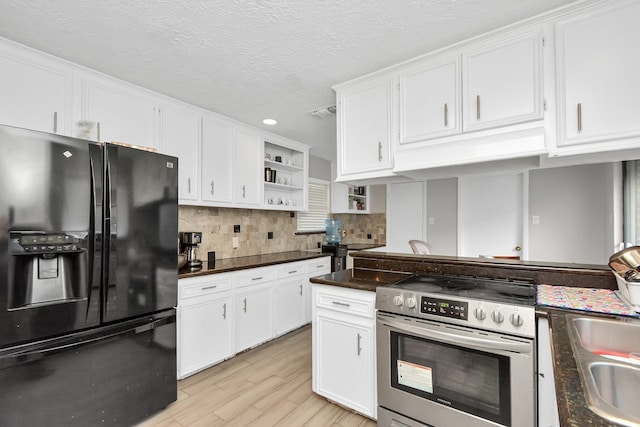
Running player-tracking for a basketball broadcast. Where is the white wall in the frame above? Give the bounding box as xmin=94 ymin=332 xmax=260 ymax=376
xmin=528 ymin=163 xmax=617 ymax=264
xmin=386 ymin=181 xmax=425 ymax=253
xmin=426 ymin=178 xmax=457 ymax=255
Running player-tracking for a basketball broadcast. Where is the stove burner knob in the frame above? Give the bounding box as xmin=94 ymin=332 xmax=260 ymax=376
xmin=491 ymin=310 xmax=504 ymax=324
xmin=405 ymin=298 xmax=417 ymax=309
xmin=392 ymin=296 xmax=404 ymax=306
xmin=510 ymin=313 xmax=524 ymax=327
xmin=473 ymin=307 xmax=486 ymax=320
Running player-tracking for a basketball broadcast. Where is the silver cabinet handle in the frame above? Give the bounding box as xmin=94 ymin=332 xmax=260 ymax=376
xmin=53 ymin=111 xmax=58 ymax=133
xmin=243 ymin=298 xmax=247 ymax=313
xmin=357 ymin=333 xmax=362 ymax=356
xmin=251 ymin=276 xmax=263 ymax=281
xmin=332 ymin=301 xmax=350 ymax=307
xmin=201 ymin=285 xmax=217 ymax=290
xmin=187 ymin=177 xmax=191 ymax=193
xmin=222 ymin=303 xmax=227 ymax=319
xmin=210 ymin=180 xmax=214 ymax=195
xmin=476 ymin=95 xmax=481 ymax=120
xmin=288 ymin=270 xmax=298 ymax=274
xmin=299 ymin=284 xmax=303 ymax=296
xmin=577 ymin=103 xmax=582 ymax=133
xmin=378 ymin=141 xmax=382 ymax=162
xmin=444 ymin=103 xmax=448 ymax=127
xmin=97 ymin=121 xmax=101 ymax=141
xmin=242 ymin=185 xmax=246 ymax=198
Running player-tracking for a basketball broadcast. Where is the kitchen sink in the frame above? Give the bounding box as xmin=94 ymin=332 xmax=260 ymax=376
xmin=567 ymin=315 xmax=640 ymax=426
xmin=571 ymin=316 xmax=640 ymax=355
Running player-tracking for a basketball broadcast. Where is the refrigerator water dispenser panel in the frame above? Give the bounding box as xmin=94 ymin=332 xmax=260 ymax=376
xmin=7 ymin=232 xmax=88 ymax=309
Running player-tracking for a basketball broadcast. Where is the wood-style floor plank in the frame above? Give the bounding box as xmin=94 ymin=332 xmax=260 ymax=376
xmin=136 ymin=325 xmax=375 ymax=427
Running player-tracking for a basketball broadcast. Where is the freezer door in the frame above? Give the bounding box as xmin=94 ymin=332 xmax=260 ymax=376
xmin=0 ymin=309 xmax=177 ymax=427
xmin=0 ymin=125 xmax=102 ymax=348
xmin=103 ymin=144 xmax=178 ymax=322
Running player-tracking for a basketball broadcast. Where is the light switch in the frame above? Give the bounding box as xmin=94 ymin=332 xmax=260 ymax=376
xmin=532 ymin=215 xmax=540 ymax=225
xmin=428 ymin=217 xmax=435 ymax=225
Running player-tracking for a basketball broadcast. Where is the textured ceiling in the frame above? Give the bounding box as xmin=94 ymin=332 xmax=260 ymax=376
xmin=0 ymin=0 xmax=576 ymax=160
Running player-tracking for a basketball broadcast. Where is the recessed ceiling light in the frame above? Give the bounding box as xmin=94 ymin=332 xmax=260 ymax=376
xmin=263 ymin=118 xmax=277 ymax=125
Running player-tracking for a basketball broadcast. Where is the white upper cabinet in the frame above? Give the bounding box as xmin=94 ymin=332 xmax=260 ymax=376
xmin=201 ymin=114 xmax=233 ymax=204
xmin=399 ymin=55 xmax=461 ymax=143
xmin=0 ymin=47 xmax=71 ymax=135
xmin=160 ymin=102 xmax=201 ymax=201
xmin=555 ymin=0 xmax=640 ymax=152
xmin=337 ymin=76 xmax=394 ymax=179
xmin=462 ymin=30 xmax=543 ymax=132
xmin=80 ymin=77 xmax=158 ymax=148
xmin=233 ymin=128 xmax=261 ymax=205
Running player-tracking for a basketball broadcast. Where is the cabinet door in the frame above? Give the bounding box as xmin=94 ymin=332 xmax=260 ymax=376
xmin=556 ymin=1 xmax=640 ymax=146
xmin=274 ymin=279 xmax=305 ymax=336
xmin=233 ymin=129 xmax=261 ymax=205
xmin=202 ymin=115 xmax=233 ymax=203
xmin=0 ymin=52 xmax=70 ymax=135
xmin=339 ymin=78 xmax=393 ymax=176
xmin=315 ymin=314 xmax=374 ymax=417
xmin=463 ymin=30 xmax=543 ymax=132
xmin=160 ymin=103 xmax=201 ymax=201
xmin=178 ymin=295 xmax=233 ymax=378
xmin=82 ymin=77 xmax=157 ymax=148
xmin=399 ymin=56 xmax=460 ymax=143
xmin=236 ymin=285 xmax=273 ymax=352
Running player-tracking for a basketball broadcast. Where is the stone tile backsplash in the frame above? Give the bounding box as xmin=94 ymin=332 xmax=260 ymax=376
xmin=179 ymin=206 xmax=386 ymax=260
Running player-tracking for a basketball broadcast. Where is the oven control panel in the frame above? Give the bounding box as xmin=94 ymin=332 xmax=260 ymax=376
xmin=421 ymin=297 xmax=468 ymax=320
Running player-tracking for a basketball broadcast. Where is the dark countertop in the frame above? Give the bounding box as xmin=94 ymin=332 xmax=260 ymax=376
xmin=342 ymin=243 xmax=384 ymax=251
xmin=309 ymin=268 xmax=410 ymax=292
xmin=178 ymin=250 xmax=330 ymax=279
xmin=544 ymin=308 xmax=633 ymax=427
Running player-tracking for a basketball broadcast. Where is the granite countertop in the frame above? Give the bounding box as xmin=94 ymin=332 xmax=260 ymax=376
xmin=178 ymin=250 xmax=329 ymax=279
xmin=545 ymin=308 xmax=633 ymax=427
xmin=342 ymin=243 xmax=384 ymax=251
xmin=309 ymin=268 xmax=410 ymax=292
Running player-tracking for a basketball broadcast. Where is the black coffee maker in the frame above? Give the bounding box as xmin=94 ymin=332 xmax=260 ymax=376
xmin=179 ymin=231 xmax=203 ymax=269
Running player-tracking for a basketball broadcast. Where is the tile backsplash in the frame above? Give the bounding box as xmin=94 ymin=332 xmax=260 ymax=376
xmin=179 ymin=206 xmax=386 ymax=260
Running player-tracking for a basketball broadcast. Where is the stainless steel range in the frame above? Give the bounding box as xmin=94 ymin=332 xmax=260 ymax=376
xmin=376 ymin=273 xmax=536 ymax=427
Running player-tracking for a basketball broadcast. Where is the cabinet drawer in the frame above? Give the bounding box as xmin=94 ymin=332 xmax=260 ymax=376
xmin=234 ymin=266 xmax=274 ymax=288
xmin=276 ymin=261 xmax=307 ymax=279
xmin=179 ymin=276 xmax=232 ymax=303
xmin=315 ymin=285 xmax=375 ymax=318
xmin=307 ymin=257 xmax=331 ymax=276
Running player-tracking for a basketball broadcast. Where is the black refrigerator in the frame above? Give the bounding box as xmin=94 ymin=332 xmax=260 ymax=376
xmin=0 ymin=124 xmax=178 ymax=426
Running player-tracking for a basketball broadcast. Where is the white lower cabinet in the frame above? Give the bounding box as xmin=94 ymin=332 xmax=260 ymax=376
xmin=306 ymin=257 xmax=332 ymax=323
xmin=274 ymin=279 xmax=305 ymax=336
xmin=312 ymin=284 xmax=376 ymax=419
xmin=178 ymin=258 xmax=325 ymax=379
xmin=537 ymin=317 xmax=560 ymax=427
xmin=275 ymin=262 xmax=307 ymax=336
xmin=177 ymin=275 xmax=234 ymax=379
xmin=235 ymin=268 xmax=274 ymax=352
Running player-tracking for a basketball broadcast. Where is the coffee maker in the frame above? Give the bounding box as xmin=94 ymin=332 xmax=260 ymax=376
xmin=179 ymin=231 xmax=203 ymax=269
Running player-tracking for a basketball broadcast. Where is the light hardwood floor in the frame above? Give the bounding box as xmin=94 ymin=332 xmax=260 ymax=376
xmin=136 ymin=325 xmax=376 ymax=427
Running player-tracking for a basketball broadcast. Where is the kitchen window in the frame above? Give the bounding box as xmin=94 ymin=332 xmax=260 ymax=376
xmin=297 ymin=178 xmax=330 ymax=232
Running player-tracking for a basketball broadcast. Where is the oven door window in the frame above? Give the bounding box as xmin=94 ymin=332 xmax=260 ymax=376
xmin=390 ymin=331 xmax=511 ymax=426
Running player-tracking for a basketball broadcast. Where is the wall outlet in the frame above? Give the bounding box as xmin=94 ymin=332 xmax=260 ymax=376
xmin=268 ymin=231 xmax=273 ymax=239
xmin=232 ymin=236 xmax=239 ymax=248
xmin=234 ymin=224 xmax=241 ymax=233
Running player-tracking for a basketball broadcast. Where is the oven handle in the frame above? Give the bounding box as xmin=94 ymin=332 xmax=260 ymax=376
xmin=380 ymin=317 xmax=532 ymax=354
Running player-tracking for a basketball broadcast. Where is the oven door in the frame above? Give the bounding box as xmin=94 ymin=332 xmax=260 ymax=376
xmin=377 ymin=312 xmax=535 ymax=427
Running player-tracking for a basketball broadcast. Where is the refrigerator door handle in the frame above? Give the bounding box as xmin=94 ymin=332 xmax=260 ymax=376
xmin=103 ymin=145 xmax=118 ymax=305
xmin=87 ymin=144 xmax=102 ymax=317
